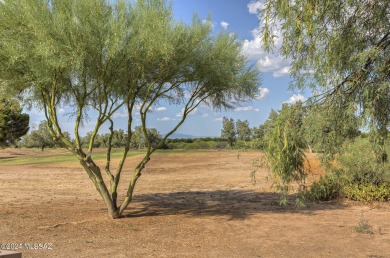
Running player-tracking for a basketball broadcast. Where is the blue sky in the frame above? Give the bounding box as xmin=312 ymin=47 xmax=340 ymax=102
xmin=26 ymin=0 xmax=307 ymax=137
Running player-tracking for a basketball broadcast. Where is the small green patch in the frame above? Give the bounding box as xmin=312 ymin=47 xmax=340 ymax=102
xmin=377 ymin=225 xmax=383 ymax=235
xmin=354 ymin=213 xmax=374 ymax=235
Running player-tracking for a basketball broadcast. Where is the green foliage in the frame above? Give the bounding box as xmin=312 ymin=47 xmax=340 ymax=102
xmin=214 ymin=141 xmax=228 ymax=150
xmin=219 ymin=117 xmax=263 ymax=149
xmin=303 ymin=103 xmax=361 ymax=157
xmin=79 ymin=127 xmax=162 ymax=149
xmin=165 ymin=138 xmax=227 ymax=150
xmin=251 ymin=111 xmax=279 ymax=150
xmin=221 ymin=117 xmax=236 ymax=147
xmin=344 ymin=183 xmax=390 ymax=202
xmin=0 ymin=148 xmax=145 ymax=166
xmin=260 ymin=0 xmax=390 ymax=160
xmin=22 ymin=121 xmax=55 ymax=150
xmin=308 ymin=173 xmax=342 ymax=201
xmin=308 ymin=137 xmax=390 ymax=202
xmin=129 ymin=126 xmax=162 ymax=149
xmin=234 ymin=140 xmax=250 ymax=150
xmin=182 ymin=139 xmax=210 ymax=150
xmin=335 ymin=138 xmax=390 ymax=202
xmin=0 ymin=98 xmax=29 ymax=147
xmin=21 ymin=120 xmax=73 ymax=150
xmin=236 ymin=119 xmax=251 ymax=141
xmin=0 ymin=0 xmax=260 ymax=218
xmin=354 ymin=213 xmax=374 ymax=235
xmin=262 ymin=102 xmax=308 ymax=205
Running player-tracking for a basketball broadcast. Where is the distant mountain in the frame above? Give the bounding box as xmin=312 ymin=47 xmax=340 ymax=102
xmin=164 ymin=133 xmax=215 ymax=139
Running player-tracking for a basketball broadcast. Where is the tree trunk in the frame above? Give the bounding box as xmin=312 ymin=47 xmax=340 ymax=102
xmin=80 ymin=159 xmax=122 ymax=219
xmin=107 ymin=206 xmax=121 ymax=219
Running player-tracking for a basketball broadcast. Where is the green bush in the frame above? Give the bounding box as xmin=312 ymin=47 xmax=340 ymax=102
xmin=337 ymin=138 xmax=390 ymax=202
xmin=308 ymin=173 xmax=342 ymax=201
xmin=215 ymin=142 xmax=227 ymax=149
xmin=308 ymin=137 xmax=390 ymax=202
xmin=343 ymin=182 xmax=390 ymax=202
xmin=234 ymin=140 xmax=248 ymax=149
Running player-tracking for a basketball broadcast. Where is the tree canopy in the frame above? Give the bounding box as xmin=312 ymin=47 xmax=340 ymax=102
xmin=221 ymin=117 xmax=236 ymax=147
xmin=0 ymin=98 xmax=29 ymax=147
xmin=260 ymin=0 xmax=389 ymax=159
xmin=236 ymin=119 xmax=251 ymax=141
xmin=0 ymin=0 xmax=260 ymax=218
xmin=21 ymin=120 xmax=73 ymax=150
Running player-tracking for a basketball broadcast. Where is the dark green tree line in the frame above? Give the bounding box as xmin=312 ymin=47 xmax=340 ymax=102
xmin=0 ymin=98 xmax=29 ymax=147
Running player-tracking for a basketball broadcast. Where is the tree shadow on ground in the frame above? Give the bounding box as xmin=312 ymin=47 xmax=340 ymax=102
xmin=123 ymin=190 xmax=344 ymax=220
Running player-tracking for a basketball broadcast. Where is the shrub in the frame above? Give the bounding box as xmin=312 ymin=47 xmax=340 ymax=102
xmin=193 ymin=139 xmax=210 ymax=149
xmin=308 ymin=137 xmax=390 ymax=202
xmin=308 ymin=173 xmax=342 ymax=201
xmin=343 ymin=182 xmax=390 ymax=202
xmin=215 ymin=142 xmax=227 ymax=149
xmin=336 ymin=138 xmax=390 ymax=202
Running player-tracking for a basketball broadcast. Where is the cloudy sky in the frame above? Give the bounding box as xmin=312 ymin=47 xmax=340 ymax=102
xmin=26 ymin=0 xmax=307 ymax=137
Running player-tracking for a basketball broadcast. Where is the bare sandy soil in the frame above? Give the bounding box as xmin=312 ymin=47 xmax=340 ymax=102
xmin=0 ymin=150 xmax=389 ymax=257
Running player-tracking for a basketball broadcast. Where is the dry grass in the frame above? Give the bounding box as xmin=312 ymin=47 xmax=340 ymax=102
xmin=0 ymin=149 xmax=389 ymax=257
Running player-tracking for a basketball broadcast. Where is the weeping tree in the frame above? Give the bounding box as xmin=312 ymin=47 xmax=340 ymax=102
xmin=0 ymin=0 xmax=259 ymax=218
xmin=259 ymin=0 xmax=390 ymax=161
xmin=302 ymin=102 xmax=361 ymax=157
xmin=260 ymin=102 xmax=307 ymax=206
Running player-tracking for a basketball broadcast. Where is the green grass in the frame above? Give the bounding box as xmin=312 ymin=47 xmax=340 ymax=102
xmin=0 ymin=148 xmax=222 ymax=166
xmin=0 ymin=148 xmax=146 ymax=166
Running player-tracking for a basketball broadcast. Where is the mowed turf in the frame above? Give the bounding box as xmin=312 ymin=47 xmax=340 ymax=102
xmin=0 ymin=148 xmax=214 ymax=166
xmin=0 ymin=148 xmax=144 ymax=166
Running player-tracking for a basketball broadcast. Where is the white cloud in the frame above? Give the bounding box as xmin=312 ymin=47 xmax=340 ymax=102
xmin=113 ymin=112 xmax=127 ymax=118
xmin=284 ymin=94 xmax=306 ymax=105
xmin=255 ymin=87 xmax=270 ymax=99
xmin=132 ymin=104 xmax=153 ymax=114
xmin=273 ymin=66 xmax=291 ymax=77
xmin=242 ymin=32 xmax=290 ymax=78
xmin=234 ymin=106 xmax=260 ymax=112
xmin=202 ymin=114 xmax=209 ymax=118
xmin=242 ymin=3 xmax=290 ymax=78
xmin=213 ymin=117 xmax=223 ymax=122
xmin=58 ymin=108 xmax=65 ymax=115
xmin=157 ymin=117 xmax=176 ymax=122
xmin=220 ymin=21 xmax=229 ymax=30
xmin=248 ymin=1 xmax=266 ymax=14
xmin=155 ymin=107 xmax=167 ymax=112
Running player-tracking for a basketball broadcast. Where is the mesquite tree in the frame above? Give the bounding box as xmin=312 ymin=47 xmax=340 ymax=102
xmin=259 ymin=0 xmax=389 ymax=161
xmin=0 ymin=0 xmax=259 ymax=218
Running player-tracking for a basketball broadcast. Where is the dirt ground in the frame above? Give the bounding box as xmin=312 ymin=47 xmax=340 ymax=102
xmin=0 ymin=149 xmax=389 ymax=257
